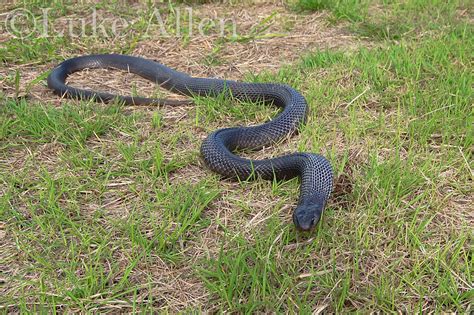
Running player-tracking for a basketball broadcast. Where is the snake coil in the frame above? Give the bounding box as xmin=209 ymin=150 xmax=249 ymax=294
xmin=47 ymin=54 xmax=333 ymax=230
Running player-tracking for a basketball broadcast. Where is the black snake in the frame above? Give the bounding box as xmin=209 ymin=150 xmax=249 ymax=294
xmin=47 ymin=54 xmax=334 ymax=230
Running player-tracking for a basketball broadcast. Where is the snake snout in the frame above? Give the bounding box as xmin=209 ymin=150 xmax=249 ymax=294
xmin=292 ymin=199 xmax=325 ymax=231
xmin=293 ymin=212 xmax=319 ymax=231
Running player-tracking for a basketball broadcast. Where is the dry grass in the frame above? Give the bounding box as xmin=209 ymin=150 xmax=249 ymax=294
xmin=1 ymin=0 xmax=472 ymax=313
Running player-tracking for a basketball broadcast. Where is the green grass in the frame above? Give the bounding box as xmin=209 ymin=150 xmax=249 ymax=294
xmin=295 ymin=0 xmax=371 ymax=22
xmin=0 ymin=100 xmax=124 ymax=145
xmin=1 ymin=0 xmax=473 ymax=313
xmin=294 ymin=0 xmax=470 ymax=40
xmin=200 ymin=26 xmax=472 ymax=312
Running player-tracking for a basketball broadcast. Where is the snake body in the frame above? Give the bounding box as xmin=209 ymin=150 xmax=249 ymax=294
xmin=47 ymin=54 xmax=333 ymax=230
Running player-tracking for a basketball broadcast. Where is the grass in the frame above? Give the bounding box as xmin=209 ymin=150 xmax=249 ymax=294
xmin=294 ymin=0 xmax=371 ymax=22
xmin=1 ymin=0 xmax=473 ymax=313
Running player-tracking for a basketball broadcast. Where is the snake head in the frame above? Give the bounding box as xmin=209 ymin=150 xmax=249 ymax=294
xmin=292 ymin=197 xmax=326 ymax=231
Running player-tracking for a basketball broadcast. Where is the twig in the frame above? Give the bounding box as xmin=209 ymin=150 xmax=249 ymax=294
xmin=344 ymin=87 xmax=370 ymax=109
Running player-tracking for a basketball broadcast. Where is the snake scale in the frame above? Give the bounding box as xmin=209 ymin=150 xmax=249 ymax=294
xmin=47 ymin=54 xmax=334 ymax=230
